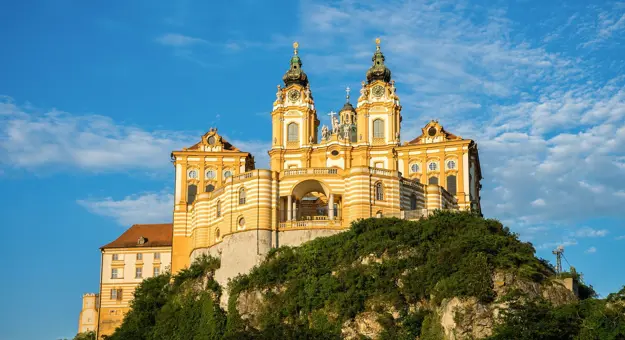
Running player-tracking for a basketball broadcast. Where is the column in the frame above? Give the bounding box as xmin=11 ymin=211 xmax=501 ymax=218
xmin=328 ymin=194 xmax=334 ymax=219
xmin=287 ymin=195 xmax=293 ymax=221
xmin=293 ymin=200 xmax=298 ymax=220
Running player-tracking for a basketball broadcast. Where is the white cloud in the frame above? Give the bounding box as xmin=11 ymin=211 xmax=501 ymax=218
xmin=77 ymin=192 xmax=173 ymax=226
xmin=572 ymin=227 xmax=609 ymax=238
xmin=0 ymin=96 xmax=194 ymax=172
xmin=585 ymin=246 xmax=597 ymax=254
xmin=155 ymin=33 xmax=207 ymax=47
xmin=292 ymin=0 xmax=625 ymax=243
xmin=615 ymin=235 xmax=625 ymax=240
xmin=531 ymin=198 xmax=546 ymax=207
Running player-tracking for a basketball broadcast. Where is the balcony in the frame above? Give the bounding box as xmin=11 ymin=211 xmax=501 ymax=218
xmin=281 ymin=167 xmax=341 ymax=178
xmin=279 ymin=216 xmax=342 ymax=229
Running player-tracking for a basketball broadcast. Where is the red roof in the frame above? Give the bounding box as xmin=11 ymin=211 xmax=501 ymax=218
xmin=101 ymin=223 xmax=172 ymax=249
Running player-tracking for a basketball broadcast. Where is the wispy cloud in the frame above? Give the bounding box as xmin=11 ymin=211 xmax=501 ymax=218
xmin=77 ymin=192 xmax=173 ymax=226
xmin=0 ymin=96 xmax=193 ymax=173
xmin=573 ymin=227 xmax=609 ymax=238
xmin=585 ymin=246 xmax=597 ymax=254
xmin=292 ymin=0 xmax=625 ymax=243
xmin=155 ymin=33 xmax=207 ymax=47
xmin=579 ymin=3 xmax=625 ymax=48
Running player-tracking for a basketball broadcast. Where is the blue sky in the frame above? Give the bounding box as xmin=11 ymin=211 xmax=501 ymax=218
xmin=1 ymin=0 xmax=624 ymax=339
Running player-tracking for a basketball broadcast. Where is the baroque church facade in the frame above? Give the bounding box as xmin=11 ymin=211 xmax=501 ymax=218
xmin=169 ymin=40 xmax=483 ymax=283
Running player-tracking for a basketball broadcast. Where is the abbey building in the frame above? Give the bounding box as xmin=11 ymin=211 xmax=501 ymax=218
xmin=80 ymin=39 xmax=482 ymax=338
xmin=169 ymin=40 xmax=482 ymax=280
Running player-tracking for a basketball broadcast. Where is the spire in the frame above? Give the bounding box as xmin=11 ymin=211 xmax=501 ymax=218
xmin=366 ymin=37 xmax=392 ymax=83
xmin=340 ymin=86 xmax=355 ymax=112
xmin=282 ymin=41 xmax=309 ymax=87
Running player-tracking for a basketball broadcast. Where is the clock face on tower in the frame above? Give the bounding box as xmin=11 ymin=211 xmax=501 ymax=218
xmin=372 ymin=85 xmax=385 ymax=98
xmin=288 ymin=90 xmax=300 ymax=102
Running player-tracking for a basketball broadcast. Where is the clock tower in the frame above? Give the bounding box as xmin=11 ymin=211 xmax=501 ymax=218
xmin=356 ymin=38 xmax=402 ymax=146
xmin=269 ymin=42 xmax=320 ymax=171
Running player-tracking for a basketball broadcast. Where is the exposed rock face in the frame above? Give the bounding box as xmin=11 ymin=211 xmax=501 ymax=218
xmin=341 ymin=312 xmax=384 ymax=340
xmin=235 ymin=290 xmax=265 ymax=325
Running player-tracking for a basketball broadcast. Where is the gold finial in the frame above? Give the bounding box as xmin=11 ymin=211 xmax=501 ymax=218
xmin=375 ymin=37 xmax=381 ymax=51
xmin=293 ymin=41 xmax=299 ymax=55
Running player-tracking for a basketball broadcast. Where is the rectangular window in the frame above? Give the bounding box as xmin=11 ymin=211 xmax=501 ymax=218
xmin=112 ymin=254 xmax=119 ymax=261
xmin=375 ymin=162 xmax=383 ymax=169
xmin=154 ymin=252 xmax=160 ymax=260
xmin=110 ymin=289 xmax=122 ymax=300
xmin=136 ymin=253 xmax=143 ymax=261
xmin=373 ymin=119 xmax=385 ymax=138
xmin=135 ymin=267 xmax=143 ymax=279
xmin=111 ymin=268 xmax=119 ymax=279
xmin=153 ymin=266 xmax=160 ymax=277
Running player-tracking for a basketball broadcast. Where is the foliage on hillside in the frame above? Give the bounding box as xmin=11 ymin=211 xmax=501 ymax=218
xmin=104 ymin=212 xmax=624 ymax=339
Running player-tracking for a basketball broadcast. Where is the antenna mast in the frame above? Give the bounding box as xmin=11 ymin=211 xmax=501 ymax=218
xmin=552 ymin=245 xmax=564 ymax=275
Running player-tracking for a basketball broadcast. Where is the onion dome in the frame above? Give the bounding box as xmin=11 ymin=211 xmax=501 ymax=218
xmin=366 ymin=38 xmax=392 ymax=83
xmin=282 ymin=42 xmax=309 ymax=87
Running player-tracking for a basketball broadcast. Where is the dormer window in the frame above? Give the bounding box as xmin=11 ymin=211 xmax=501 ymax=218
xmin=137 ymin=237 xmax=147 ymax=245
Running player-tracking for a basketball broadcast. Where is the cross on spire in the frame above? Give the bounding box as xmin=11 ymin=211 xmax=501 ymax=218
xmin=346 ymin=86 xmax=351 ymax=102
xmin=328 ymin=111 xmax=337 ymax=120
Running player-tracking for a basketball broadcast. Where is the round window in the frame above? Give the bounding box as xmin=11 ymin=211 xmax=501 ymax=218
xmin=428 ymin=162 xmax=437 ymax=171
xmin=331 ymin=150 xmax=339 ymax=156
xmin=238 ymin=217 xmax=246 ymax=228
xmin=447 ymin=160 xmax=456 ymax=170
xmin=410 ymin=163 xmax=419 ymax=173
xmin=205 ymin=169 xmax=216 ymax=179
xmin=428 ymin=127 xmax=437 ymax=136
xmin=207 ymin=136 xmax=216 ymax=145
xmin=188 ymin=169 xmax=198 ymax=179
xmin=223 ymin=170 xmax=232 ymax=178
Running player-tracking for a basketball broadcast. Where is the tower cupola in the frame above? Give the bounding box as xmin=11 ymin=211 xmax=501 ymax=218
xmin=366 ymin=38 xmax=392 ymax=83
xmin=282 ymin=42 xmax=309 ymax=88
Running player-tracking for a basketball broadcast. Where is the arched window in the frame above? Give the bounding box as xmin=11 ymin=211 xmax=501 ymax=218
xmin=447 ymin=175 xmax=457 ymax=195
xmin=205 ymin=184 xmax=215 ymax=193
xmin=215 ymin=228 xmax=221 ymax=241
xmin=287 ymin=122 xmax=299 ymax=142
xmin=373 ymin=119 xmax=384 ymax=138
xmin=239 ymin=188 xmax=246 ymax=205
xmin=238 ymin=216 xmax=246 ymax=230
xmin=187 ymin=184 xmax=197 ymax=204
xmin=429 ymin=176 xmax=439 ymax=185
xmin=375 ymin=182 xmax=384 ymax=200
xmin=216 ymin=200 xmax=221 ymax=217
xmin=410 ymin=194 xmax=418 ymax=210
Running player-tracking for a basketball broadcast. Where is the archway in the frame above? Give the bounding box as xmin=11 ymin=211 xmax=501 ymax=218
xmin=282 ymin=179 xmax=340 ymax=221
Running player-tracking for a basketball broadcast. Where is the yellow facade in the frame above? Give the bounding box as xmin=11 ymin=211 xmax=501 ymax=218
xmin=170 ymin=40 xmax=482 ymax=275
xmin=77 ymin=293 xmax=99 ymax=334
xmin=79 ymin=40 xmax=484 ymax=337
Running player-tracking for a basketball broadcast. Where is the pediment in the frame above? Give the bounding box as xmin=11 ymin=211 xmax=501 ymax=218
xmin=406 ymin=120 xmax=462 ymax=145
xmin=184 ymin=128 xmax=240 ymax=152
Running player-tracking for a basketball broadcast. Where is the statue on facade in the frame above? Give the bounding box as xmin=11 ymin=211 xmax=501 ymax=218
xmin=343 ymin=126 xmax=351 ymax=141
xmin=332 ymin=115 xmax=340 ymax=134
xmin=359 ymin=81 xmax=367 ymax=99
xmin=390 ymin=80 xmax=396 ymax=96
xmin=276 ymin=85 xmax=283 ymax=102
xmin=321 ymin=125 xmax=329 ymax=140
xmin=309 ymin=135 xmax=313 ymax=144
xmin=305 ymin=83 xmax=312 ymax=101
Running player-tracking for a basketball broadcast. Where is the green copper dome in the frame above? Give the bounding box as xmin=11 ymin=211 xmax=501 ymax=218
xmin=282 ymin=42 xmax=309 ymax=87
xmin=366 ymin=39 xmax=392 ymax=83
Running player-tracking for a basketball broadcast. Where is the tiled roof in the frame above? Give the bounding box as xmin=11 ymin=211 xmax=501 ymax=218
xmin=100 ymin=223 xmax=173 ymax=249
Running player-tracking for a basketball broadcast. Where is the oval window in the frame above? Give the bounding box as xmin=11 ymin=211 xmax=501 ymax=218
xmin=331 ymin=150 xmax=339 ymax=156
